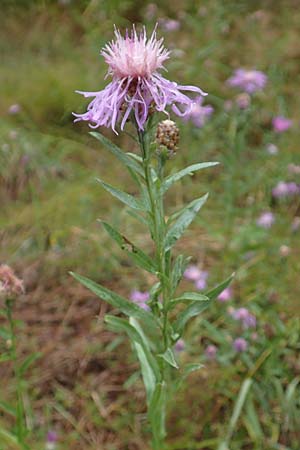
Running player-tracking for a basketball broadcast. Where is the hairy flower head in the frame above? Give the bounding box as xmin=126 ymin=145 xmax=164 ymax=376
xmin=74 ymin=25 xmax=206 ymax=133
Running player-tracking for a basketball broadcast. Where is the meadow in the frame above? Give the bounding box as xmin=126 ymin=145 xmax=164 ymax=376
xmin=0 ymin=1 xmax=300 ymax=449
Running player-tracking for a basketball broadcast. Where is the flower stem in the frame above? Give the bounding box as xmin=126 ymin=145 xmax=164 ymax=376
xmin=5 ymin=298 xmax=28 ymax=450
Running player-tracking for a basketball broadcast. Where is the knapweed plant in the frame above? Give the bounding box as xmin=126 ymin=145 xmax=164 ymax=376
xmin=72 ymin=25 xmax=232 ymax=449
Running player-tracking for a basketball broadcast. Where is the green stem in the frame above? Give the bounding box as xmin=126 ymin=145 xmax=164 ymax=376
xmin=5 ymin=298 xmax=28 ymax=450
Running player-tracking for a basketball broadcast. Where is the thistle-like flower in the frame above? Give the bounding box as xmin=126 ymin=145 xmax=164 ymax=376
xmin=74 ymin=26 xmax=206 ymax=133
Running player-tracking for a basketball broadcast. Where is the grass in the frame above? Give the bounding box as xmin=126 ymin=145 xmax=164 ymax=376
xmin=0 ymin=0 xmax=300 ymax=449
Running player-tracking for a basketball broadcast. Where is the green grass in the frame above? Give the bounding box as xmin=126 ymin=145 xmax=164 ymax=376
xmin=0 ymin=1 xmax=300 ymax=449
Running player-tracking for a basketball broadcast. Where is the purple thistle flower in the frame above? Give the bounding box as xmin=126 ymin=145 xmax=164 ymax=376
xmin=160 ymin=18 xmax=181 ymax=32
xmin=272 ymin=181 xmax=300 ymax=199
xmin=174 ymin=338 xmax=185 ymax=352
xmin=256 ymin=211 xmax=275 ymax=229
xmin=8 ymin=104 xmax=21 ymax=115
xmin=46 ymin=431 xmax=57 ymax=449
xmin=74 ymin=25 xmax=206 ymax=133
xmin=227 ymin=69 xmax=267 ymax=94
xmin=130 ymin=290 xmax=150 ymax=310
xmin=205 ymin=344 xmax=217 ymax=360
xmin=272 ymin=116 xmax=292 ymax=133
xmin=183 ymin=96 xmax=214 ymax=128
xmin=195 ymin=271 xmax=209 ymax=290
xmin=184 ymin=264 xmax=202 ymax=281
xmin=233 ymin=337 xmax=248 ymax=352
xmin=217 ymin=286 xmax=232 ymax=302
xmin=231 ymin=307 xmax=256 ymax=329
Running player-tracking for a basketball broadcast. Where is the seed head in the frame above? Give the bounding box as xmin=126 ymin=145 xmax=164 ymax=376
xmin=0 ymin=265 xmax=24 ymax=298
xmin=156 ymin=119 xmax=179 ymax=155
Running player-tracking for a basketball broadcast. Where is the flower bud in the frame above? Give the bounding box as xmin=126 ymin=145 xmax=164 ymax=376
xmin=156 ymin=119 xmax=179 ymax=157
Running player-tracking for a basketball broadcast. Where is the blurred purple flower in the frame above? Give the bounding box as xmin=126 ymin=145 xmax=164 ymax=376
xmin=265 ymin=143 xmax=278 ymax=155
xmin=160 ymin=18 xmax=181 ymax=32
xmin=256 ymin=211 xmax=275 ymax=229
xmin=8 ymin=104 xmax=21 ymax=115
xmin=195 ymin=271 xmax=209 ymax=290
xmin=130 ymin=290 xmax=150 ymax=310
xmin=184 ymin=265 xmax=202 ymax=281
xmin=233 ymin=337 xmax=248 ymax=352
xmin=227 ymin=69 xmax=267 ymax=94
xmin=231 ymin=307 xmax=256 ymax=329
xmin=175 ymin=339 xmax=185 ymax=352
xmin=291 ymin=217 xmax=300 ymax=232
xmin=272 ymin=181 xmax=300 ymax=198
xmin=74 ymin=26 xmax=206 ymax=133
xmin=46 ymin=431 xmax=57 ymax=449
xmin=235 ymin=93 xmax=251 ymax=109
xmin=217 ymin=287 xmax=232 ymax=303
xmin=205 ymin=344 xmax=217 ymax=360
xmin=183 ymin=96 xmax=214 ymax=127
xmin=272 ymin=116 xmax=292 ymax=133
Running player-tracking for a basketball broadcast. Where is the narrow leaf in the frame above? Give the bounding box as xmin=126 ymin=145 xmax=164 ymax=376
xmin=100 ymin=221 xmax=156 ymax=273
xmin=19 ymin=352 xmax=41 ymax=375
xmin=205 ymin=273 xmax=234 ymax=300
xmin=97 ymin=178 xmax=146 ymax=211
xmin=70 ymin=272 xmax=159 ymax=334
xmin=170 ymin=254 xmax=191 ymax=295
xmin=90 ymin=132 xmax=144 ymax=176
xmin=171 ymin=292 xmax=209 ymax=304
xmin=174 ymin=300 xmax=211 ymax=334
xmin=158 ymin=348 xmax=179 ymax=369
xmin=162 ymin=162 xmax=219 ymax=193
xmin=149 ymin=383 xmax=167 ymax=441
xmin=165 ymin=194 xmax=208 ymax=251
xmin=0 ymin=327 xmax=10 ymax=340
xmin=0 ymin=400 xmax=16 ymax=417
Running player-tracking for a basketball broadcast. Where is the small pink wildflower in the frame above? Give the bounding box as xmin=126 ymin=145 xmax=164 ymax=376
xmin=272 ymin=181 xmax=300 ymax=198
xmin=266 ymin=143 xmax=278 ymax=155
xmin=231 ymin=307 xmax=256 ymax=329
xmin=227 ymin=69 xmax=267 ymax=94
xmin=175 ymin=339 xmax=185 ymax=352
xmin=195 ymin=271 xmax=209 ymax=290
xmin=160 ymin=18 xmax=181 ymax=32
xmin=184 ymin=265 xmax=202 ymax=281
xmin=233 ymin=337 xmax=248 ymax=352
xmin=8 ymin=104 xmax=21 ymax=115
xmin=256 ymin=211 xmax=275 ymax=229
xmin=272 ymin=116 xmax=292 ymax=133
xmin=205 ymin=344 xmax=217 ymax=360
xmin=183 ymin=96 xmax=214 ymax=128
xmin=74 ymin=26 xmax=206 ymax=133
xmin=130 ymin=290 xmax=150 ymax=310
xmin=0 ymin=265 xmax=24 ymax=298
xmin=217 ymin=287 xmax=232 ymax=302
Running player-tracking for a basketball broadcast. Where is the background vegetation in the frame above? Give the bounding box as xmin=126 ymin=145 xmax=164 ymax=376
xmin=0 ymin=0 xmax=299 ymax=449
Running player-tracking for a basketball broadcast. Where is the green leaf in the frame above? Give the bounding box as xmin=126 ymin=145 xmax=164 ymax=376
xmin=205 ymin=273 xmax=235 ymax=300
xmin=170 ymin=254 xmax=191 ymax=295
xmin=171 ymin=292 xmax=209 ymax=304
xmin=70 ymin=272 xmax=159 ymax=335
xmin=0 ymin=428 xmax=19 ymax=446
xmin=97 ymin=178 xmax=146 ymax=211
xmin=226 ymin=378 xmax=253 ymax=443
xmin=0 ymin=401 xmax=16 ymax=417
xmin=158 ymin=348 xmax=179 ymax=369
xmin=19 ymin=352 xmax=41 ymax=375
xmin=90 ymin=132 xmax=144 ymax=177
xmin=100 ymin=221 xmax=156 ymax=273
xmin=182 ymin=363 xmax=204 ymax=378
xmin=105 ymin=315 xmax=160 ymax=401
xmin=161 ymin=162 xmax=219 ymax=193
xmin=0 ymin=327 xmax=10 ymax=340
xmin=165 ymin=194 xmax=208 ymax=251
xmin=148 ymin=382 xmax=167 ymax=441
xmin=174 ymin=300 xmax=211 ymax=335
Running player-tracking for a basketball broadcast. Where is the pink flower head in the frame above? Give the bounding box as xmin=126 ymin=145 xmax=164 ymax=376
xmin=272 ymin=116 xmax=292 ymax=133
xmin=231 ymin=307 xmax=256 ymax=329
xmin=160 ymin=18 xmax=181 ymax=32
xmin=272 ymin=181 xmax=300 ymax=199
xmin=217 ymin=286 xmax=232 ymax=302
xmin=205 ymin=344 xmax=217 ymax=360
xmin=227 ymin=69 xmax=267 ymax=94
xmin=256 ymin=211 xmax=275 ymax=229
xmin=195 ymin=271 xmax=209 ymax=290
xmin=233 ymin=337 xmax=248 ymax=352
xmin=184 ymin=264 xmax=202 ymax=281
xmin=130 ymin=290 xmax=150 ymax=310
xmin=46 ymin=431 xmax=58 ymax=449
xmin=74 ymin=25 xmax=206 ymax=133
xmin=183 ymin=96 xmax=214 ymax=128
xmin=175 ymin=338 xmax=185 ymax=352
xmin=8 ymin=104 xmax=21 ymax=115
